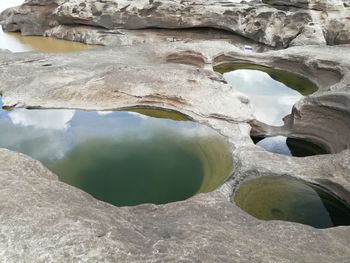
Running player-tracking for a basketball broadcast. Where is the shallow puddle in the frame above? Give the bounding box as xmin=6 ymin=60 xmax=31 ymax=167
xmin=0 ymin=0 xmax=95 ymax=52
xmin=0 ymin=101 xmax=232 ymax=206
xmin=252 ymin=136 xmax=328 ymax=157
xmin=214 ymin=63 xmax=317 ymax=126
xmin=234 ymin=176 xmax=350 ymax=228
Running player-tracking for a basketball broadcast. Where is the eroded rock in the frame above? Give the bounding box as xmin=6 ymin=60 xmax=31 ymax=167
xmin=214 ymin=44 xmax=350 ymax=154
xmin=0 ymin=148 xmax=349 ymax=262
xmin=0 ymin=3 xmax=350 ymax=261
xmin=1 ymin=0 xmax=349 ymax=47
xmin=262 ymin=0 xmax=345 ymax=11
xmin=0 ymin=41 xmax=253 ymax=124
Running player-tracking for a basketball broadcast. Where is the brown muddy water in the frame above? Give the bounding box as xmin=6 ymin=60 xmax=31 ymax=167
xmin=0 ymin=0 xmax=95 ymax=52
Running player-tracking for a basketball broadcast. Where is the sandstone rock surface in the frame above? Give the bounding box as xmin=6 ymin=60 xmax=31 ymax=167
xmin=1 ymin=0 xmax=349 ymax=47
xmin=0 ymin=1 xmax=349 ymax=262
xmin=0 ymin=148 xmax=349 ymax=262
xmin=214 ymin=44 xmax=350 ymax=154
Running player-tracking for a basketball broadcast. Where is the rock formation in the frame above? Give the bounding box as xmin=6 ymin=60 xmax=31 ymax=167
xmin=0 ymin=0 xmax=349 ymax=47
xmin=0 ymin=0 xmax=349 ymax=262
xmin=262 ymin=0 xmax=345 ymax=11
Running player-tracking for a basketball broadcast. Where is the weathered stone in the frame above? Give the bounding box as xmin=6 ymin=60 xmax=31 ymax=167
xmin=262 ymin=0 xmax=345 ymax=11
xmin=215 ymin=44 xmax=350 ymax=154
xmin=0 ymin=2 xmax=350 ymax=262
xmin=43 ymin=25 xmax=270 ymax=52
xmin=0 ymin=41 xmax=253 ymax=124
xmin=0 ymin=148 xmax=349 ymax=262
xmin=0 ymin=3 xmax=58 ymax=35
xmin=1 ymin=0 xmax=349 ymax=47
xmin=289 ymin=24 xmax=326 ymax=46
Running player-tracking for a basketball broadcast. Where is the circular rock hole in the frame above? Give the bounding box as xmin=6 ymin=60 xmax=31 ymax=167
xmin=213 ymin=63 xmax=318 ymax=126
xmin=252 ymin=135 xmax=329 ymax=157
xmin=234 ymin=176 xmax=350 ymax=229
xmin=0 ymin=100 xmax=233 ymax=206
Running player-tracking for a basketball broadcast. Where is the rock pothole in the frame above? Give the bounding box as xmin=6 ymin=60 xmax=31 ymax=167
xmin=251 ymin=135 xmax=329 ymax=157
xmin=0 ymin=17 xmax=349 ymax=259
xmin=233 ymin=175 xmax=350 ymax=229
xmin=0 ymin=100 xmax=233 ymax=206
xmin=213 ymin=62 xmax=318 ymax=126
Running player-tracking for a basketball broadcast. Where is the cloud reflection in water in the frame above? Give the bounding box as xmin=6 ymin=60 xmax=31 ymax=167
xmin=223 ymin=69 xmax=302 ymax=126
xmin=0 ymin=105 xmax=215 ymax=161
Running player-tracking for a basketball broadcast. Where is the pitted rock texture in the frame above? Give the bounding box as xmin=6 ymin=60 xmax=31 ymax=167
xmin=0 ymin=148 xmax=349 ymax=262
xmin=1 ymin=0 xmax=349 ymax=47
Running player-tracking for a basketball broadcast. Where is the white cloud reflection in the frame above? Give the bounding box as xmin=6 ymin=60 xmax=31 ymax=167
xmin=97 ymin=111 xmax=113 ymax=116
xmin=9 ymin=109 xmax=75 ymax=130
xmin=223 ymin=69 xmax=302 ymax=126
xmin=127 ymin=111 xmax=149 ymax=119
xmin=0 ymin=107 xmax=220 ymax=162
xmin=257 ymin=136 xmax=292 ymax=156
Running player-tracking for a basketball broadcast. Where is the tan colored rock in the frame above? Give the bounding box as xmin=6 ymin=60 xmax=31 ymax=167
xmin=2 ymin=0 xmax=349 ymax=47
xmin=0 ymin=148 xmax=349 ymax=262
xmin=0 ymin=5 xmax=349 ymax=262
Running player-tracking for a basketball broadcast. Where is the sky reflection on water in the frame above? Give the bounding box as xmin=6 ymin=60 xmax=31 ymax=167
xmin=223 ymin=69 xmax=302 ymax=126
xmin=0 ymin=100 xmax=233 ymax=206
xmin=0 ymin=101 xmax=210 ymax=161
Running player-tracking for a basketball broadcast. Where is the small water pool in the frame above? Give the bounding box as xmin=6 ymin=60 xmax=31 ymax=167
xmin=252 ymin=136 xmax=329 ymax=157
xmin=214 ymin=63 xmax=318 ymax=126
xmin=0 ymin=100 xmax=233 ymax=206
xmin=234 ymin=176 xmax=350 ymax=229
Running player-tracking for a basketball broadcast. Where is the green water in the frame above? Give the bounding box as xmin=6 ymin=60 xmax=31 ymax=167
xmin=214 ymin=63 xmax=317 ymax=96
xmin=252 ymin=136 xmax=328 ymax=157
xmin=213 ymin=63 xmax=318 ymax=126
xmin=234 ymin=176 xmax=350 ymax=228
xmin=0 ymin=102 xmax=232 ymax=206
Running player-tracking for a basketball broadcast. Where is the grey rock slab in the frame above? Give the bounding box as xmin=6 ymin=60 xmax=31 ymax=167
xmin=0 ymin=148 xmax=349 ymax=262
xmin=1 ymin=0 xmax=349 ymax=47
xmin=43 ymin=25 xmax=272 ymax=53
xmin=0 ymin=23 xmax=349 ymax=262
xmin=0 ymin=41 xmax=253 ymax=125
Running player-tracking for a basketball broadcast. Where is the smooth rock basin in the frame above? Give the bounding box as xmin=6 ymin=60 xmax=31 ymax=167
xmin=0 ymin=1 xmax=95 ymax=52
xmin=0 ymin=102 xmax=233 ymax=206
xmin=214 ymin=63 xmax=318 ymax=126
xmin=234 ymin=176 xmax=350 ymax=229
xmin=252 ymin=136 xmax=329 ymax=157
